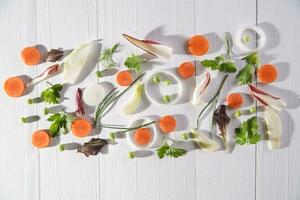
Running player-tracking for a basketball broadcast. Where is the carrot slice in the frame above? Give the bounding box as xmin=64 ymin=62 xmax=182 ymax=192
xmin=21 ymin=47 xmax=42 ymax=66
xmin=134 ymin=128 xmax=152 ymax=145
xmin=4 ymin=76 xmax=26 ymax=97
xmin=187 ymin=35 xmax=209 ymax=56
xmin=159 ymin=115 xmax=176 ymax=133
xmin=116 ymin=71 xmax=133 ymax=86
xmin=71 ymin=118 xmax=92 ymax=138
xmin=227 ymin=93 xmax=244 ymax=109
xmin=32 ymin=130 xmax=50 ymax=148
xmin=178 ymin=61 xmax=195 ymax=79
xmin=257 ymin=64 xmax=278 ymax=84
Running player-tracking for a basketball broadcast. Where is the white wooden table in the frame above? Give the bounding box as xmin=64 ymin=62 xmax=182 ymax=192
xmin=0 ymin=0 xmax=299 ymax=199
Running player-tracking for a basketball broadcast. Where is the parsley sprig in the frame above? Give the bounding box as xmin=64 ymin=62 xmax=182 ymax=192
xmin=156 ymin=143 xmax=187 ymax=159
xmin=235 ymin=52 xmax=259 ymax=85
xmin=41 ymin=82 xmax=63 ymax=104
xmin=201 ymin=56 xmax=236 ymax=73
xmin=47 ymin=111 xmax=73 ymax=137
xmin=235 ymin=116 xmax=261 ymax=145
xmin=99 ymin=43 xmax=120 ymax=69
xmin=124 ymin=54 xmax=145 ymax=73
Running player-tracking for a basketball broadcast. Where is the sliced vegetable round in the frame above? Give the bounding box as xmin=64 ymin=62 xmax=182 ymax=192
xmin=159 ymin=115 xmax=176 ymax=133
xmin=134 ymin=128 xmax=152 ymax=145
xmin=4 ymin=76 xmax=26 ymax=97
xmin=187 ymin=35 xmax=209 ymax=56
xmin=32 ymin=130 xmax=50 ymax=148
xmin=71 ymin=118 xmax=92 ymax=138
xmin=83 ymin=84 xmax=107 ymax=107
xmin=177 ymin=61 xmax=195 ymax=79
xmin=227 ymin=93 xmax=244 ymax=109
xmin=257 ymin=64 xmax=278 ymax=84
xmin=116 ymin=70 xmax=133 ymax=86
xmin=21 ymin=47 xmax=42 ymax=66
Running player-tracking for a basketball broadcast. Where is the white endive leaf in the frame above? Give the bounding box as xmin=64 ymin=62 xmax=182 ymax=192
xmin=190 ymin=129 xmax=220 ymax=152
xmin=123 ymin=34 xmax=173 ymax=60
xmin=122 ymin=81 xmax=143 ymax=114
xmin=192 ymin=72 xmax=211 ymax=106
xmin=255 ymin=93 xmax=287 ymax=111
xmin=62 ymin=42 xmax=93 ymax=84
xmin=264 ymin=107 xmax=282 ymax=149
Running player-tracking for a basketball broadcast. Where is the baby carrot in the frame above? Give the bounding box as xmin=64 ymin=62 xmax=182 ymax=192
xmin=116 ymin=70 xmax=133 ymax=86
xmin=257 ymin=64 xmax=278 ymax=84
xmin=71 ymin=118 xmax=92 ymax=138
xmin=177 ymin=61 xmax=195 ymax=79
xmin=227 ymin=93 xmax=244 ymax=109
xmin=134 ymin=128 xmax=152 ymax=145
xmin=4 ymin=76 xmax=26 ymax=97
xmin=187 ymin=35 xmax=209 ymax=56
xmin=159 ymin=115 xmax=176 ymax=133
xmin=32 ymin=130 xmax=51 ymax=148
xmin=21 ymin=46 xmax=42 ymax=66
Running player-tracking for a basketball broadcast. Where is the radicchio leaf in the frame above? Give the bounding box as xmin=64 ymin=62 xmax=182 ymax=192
xmin=75 ymin=88 xmax=85 ymax=116
xmin=213 ymin=105 xmax=230 ymax=148
xmin=77 ymin=138 xmax=108 ymax=157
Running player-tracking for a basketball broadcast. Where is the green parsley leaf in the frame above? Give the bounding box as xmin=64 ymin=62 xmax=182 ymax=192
xmin=41 ymin=83 xmax=63 ymax=104
xmin=235 ymin=116 xmax=261 ymax=145
xmin=124 ymin=54 xmax=143 ymax=73
xmin=99 ymin=43 xmax=120 ymax=69
xmin=236 ymin=52 xmax=260 ymax=85
xmin=47 ymin=112 xmax=69 ymax=137
xmin=201 ymin=56 xmax=236 ymax=73
xmin=156 ymin=143 xmax=187 ymax=159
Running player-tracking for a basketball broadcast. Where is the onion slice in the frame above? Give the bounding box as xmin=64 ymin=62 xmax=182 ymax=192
xmin=122 ymin=34 xmax=173 ymax=60
xmin=264 ymin=107 xmax=282 ymax=149
xmin=190 ymin=129 xmax=220 ymax=152
xmin=192 ymin=72 xmax=211 ymax=106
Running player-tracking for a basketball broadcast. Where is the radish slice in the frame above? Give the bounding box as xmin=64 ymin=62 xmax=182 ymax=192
xmin=192 ymin=72 xmax=211 ymax=106
xmin=122 ymin=34 xmax=173 ymax=60
xmin=82 ymin=84 xmax=107 ymax=107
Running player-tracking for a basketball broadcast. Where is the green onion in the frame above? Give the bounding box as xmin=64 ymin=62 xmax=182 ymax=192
xmin=21 ymin=115 xmax=40 ymax=123
xmin=43 ymin=107 xmax=50 ymax=115
xmin=109 ymin=132 xmax=116 ymax=142
xmin=95 ymin=70 xmax=103 ymax=78
xmin=181 ymin=133 xmax=188 ymax=140
xmin=234 ymin=110 xmax=242 ymax=118
xmin=152 ymin=75 xmax=160 ymax=84
xmin=58 ymin=144 xmax=65 ymax=152
xmin=249 ymin=107 xmax=256 ymax=113
xmin=162 ymin=95 xmax=171 ymax=104
xmin=164 ymin=80 xmax=172 ymax=85
xmin=242 ymin=35 xmax=251 ymax=43
xmin=27 ymin=97 xmax=43 ymax=104
xmin=128 ymin=151 xmax=135 ymax=159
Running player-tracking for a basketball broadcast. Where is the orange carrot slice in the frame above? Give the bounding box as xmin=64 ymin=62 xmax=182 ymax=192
xmin=178 ymin=61 xmax=195 ymax=79
xmin=134 ymin=127 xmax=152 ymax=145
xmin=32 ymin=130 xmax=50 ymax=148
xmin=116 ymin=70 xmax=133 ymax=86
xmin=159 ymin=115 xmax=176 ymax=133
xmin=71 ymin=118 xmax=92 ymax=138
xmin=4 ymin=76 xmax=26 ymax=97
xmin=21 ymin=47 xmax=42 ymax=66
xmin=257 ymin=64 xmax=278 ymax=84
xmin=227 ymin=93 xmax=244 ymax=109
xmin=187 ymin=35 xmax=209 ymax=56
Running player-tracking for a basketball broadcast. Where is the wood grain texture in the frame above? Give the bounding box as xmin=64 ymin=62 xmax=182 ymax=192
xmin=0 ymin=0 xmax=299 ymax=200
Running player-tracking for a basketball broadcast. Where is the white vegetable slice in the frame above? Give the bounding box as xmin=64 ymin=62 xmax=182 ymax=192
xmin=82 ymin=84 xmax=106 ymax=107
xmin=192 ymin=72 xmax=211 ymax=106
xmin=62 ymin=42 xmax=93 ymax=84
xmin=190 ymin=129 xmax=220 ymax=152
xmin=264 ymin=107 xmax=282 ymax=149
xmin=122 ymin=81 xmax=143 ymax=114
xmin=122 ymin=34 xmax=173 ymax=60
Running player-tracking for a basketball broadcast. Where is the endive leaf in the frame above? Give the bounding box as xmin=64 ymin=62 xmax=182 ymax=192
xmin=192 ymin=72 xmax=211 ymax=106
xmin=190 ymin=129 xmax=220 ymax=152
xmin=122 ymin=81 xmax=143 ymax=114
xmin=264 ymin=107 xmax=282 ymax=149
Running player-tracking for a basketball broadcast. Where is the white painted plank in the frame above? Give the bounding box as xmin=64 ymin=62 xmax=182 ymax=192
xmin=0 ymin=0 xmax=39 ymax=199
xmin=194 ymin=1 xmax=257 ymax=200
xmin=256 ymin=0 xmax=300 ymax=200
xmin=34 ymin=0 xmax=100 ymax=200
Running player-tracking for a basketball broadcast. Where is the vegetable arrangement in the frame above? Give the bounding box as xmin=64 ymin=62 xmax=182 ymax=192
xmin=3 ymin=25 xmax=288 ymax=159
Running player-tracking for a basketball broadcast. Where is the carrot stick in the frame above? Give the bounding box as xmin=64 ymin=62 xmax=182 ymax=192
xmin=71 ymin=118 xmax=92 ymax=138
xmin=134 ymin=127 xmax=152 ymax=145
xmin=159 ymin=115 xmax=176 ymax=133
xmin=32 ymin=130 xmax=50 ymax=148
xmin=257 ymin=64 xmax=278 ymax=84
xmin=4 ymin=76 xmax=26 ymax=97
xmin=21 ymin=47 xmax=42 ymax=66
xmin=227 ymin=93 xmax=244 ymax=109
xmin=187 ymin=35 xmax=209 ymax=56
xmin=177 ymin=61 xmax=195 ymax=79
xmin=116 ymin=70 xmax=133 ymax=86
